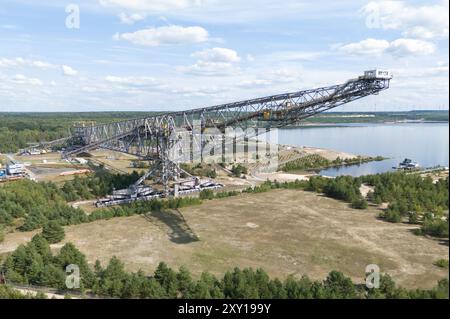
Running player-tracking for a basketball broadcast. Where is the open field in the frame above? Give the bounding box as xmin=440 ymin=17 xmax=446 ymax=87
xmin=88 ymin=150 xmax=139 ymax=174
xmin=1 ymin=189 xmax=447 ymax=289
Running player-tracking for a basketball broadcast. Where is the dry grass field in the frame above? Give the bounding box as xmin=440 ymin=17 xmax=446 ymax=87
xmin=1 ymin=189 xmax=448 ymax=289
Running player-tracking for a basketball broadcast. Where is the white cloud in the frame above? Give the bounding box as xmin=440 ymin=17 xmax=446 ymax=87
xmin=362 ymin=1 xmax=449 ymax=39
xmin=191 ymin=47 xmax=241 ymax=63
xmin=339 ymin=38 xmax=435 ymax=56
xmin=404 ymin=26 xmax=437 ymax=40
xmin=118 ymin=12 xmax=147 ymax=24
xmin=179 ymin=47 xmax=241 ymax=76
xmin=269 ymin=51 xmax=325 ymax=62
xmin=237 ymin=79 xmax=272 ymax=88
xmin=62 ymin=65 xmax=78 ymax=76
xmin=32 ymin=60 xmax=54 ymax=69
xmin=12 ymin=74 xmax=43 ymax=86
xmin=339 ymin=38 xmax=390 ymax=56
xmin=427 ymin=65 xmax=449 ymax=76
xmin=82 ymin=86 xmax=101 ymax=93
xmin=386 ymin=38 xmax=436 ymax=56
xmin=391 ymin=65 xmax=449 ymax=78
xmin=104 ymin=75 xmax=168 ymax=92
xmin=0 ymin=57 xmax=57 ymax=69
xmin=105 ymin=75 xmax=161 ymax=87
xmin=177 ymin=61 xmax=239 ymax=76
xmin=99 ymin=0 xmax=202 ymax=12
xmin=269 ymin=68 xmax=303 ymax=82
xmin=171 ymin=85 xmax=225 ymax=97
xmin=114 ymin=25 xmax=209 ymax=46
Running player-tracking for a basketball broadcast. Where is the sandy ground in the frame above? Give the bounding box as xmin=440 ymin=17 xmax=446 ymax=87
xmin=254 ymin=172 xmax=312 ymax=182
xmin=301 ymin=146 xmax=357 ymax=161
xmin=1 ymin=189 xmax=447 ymax=289
xmin=14 ymin=287 xmax=78 ymax=299
xmin=359 ymin=184 xmax=375 ymax=198
xmin=0 ymin=230 xmax=40 ymax=254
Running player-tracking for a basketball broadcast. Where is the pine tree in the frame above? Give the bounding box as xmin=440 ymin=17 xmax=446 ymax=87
xmin=0 ymin=225 xmax=5 ymax=243
xmin=154 ymin=262 xmax=179 ymax=298
xmin=56 ymin=243 xmax=95 ymax=289
xmin=177 ymin=266 xmax=194 ymax=298
xmin=42 ymin=221 xmax=65 ymax=244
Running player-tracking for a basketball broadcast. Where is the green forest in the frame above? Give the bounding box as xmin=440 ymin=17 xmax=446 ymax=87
xmin=0 ymin=171 xmax=205 ymax=232
xmin=361 ymin=173 xmax=449 ymax=237
xmin=1 ymin=234 xmax=448 ymax=299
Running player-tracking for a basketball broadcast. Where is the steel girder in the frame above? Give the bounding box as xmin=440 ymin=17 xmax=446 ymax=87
xmin=60 ymin=76 xmax=389 ymax=193
xmin=67 ymin=77 xmax=389 ymax=157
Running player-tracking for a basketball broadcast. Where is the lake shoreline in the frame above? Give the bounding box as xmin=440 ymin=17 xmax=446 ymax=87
xmin=278 ymin=122 xmax=449 ymax=177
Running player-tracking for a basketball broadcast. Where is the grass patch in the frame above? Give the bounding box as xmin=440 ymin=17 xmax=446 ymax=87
xmin=434 ymin=259 xmax=449 ymax=269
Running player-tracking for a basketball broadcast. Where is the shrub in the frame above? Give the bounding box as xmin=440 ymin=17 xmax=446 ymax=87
xmin=281 ymin=154 xmax=330 ymax=172
xmin=206 ymin=169 xmax=217 ymax=179
xmin=408 ymin=212 xmax=419 ymax=224
xmin=351 ymin=198 xmax=368 ymax=209
xmin=199 ymin=189 xmax=214 ymax=200
xmin=421 ymin=219 xmax=449 ymax=238
xmin=231 ymin=164 xmax=248 ymax=177
xmin=383 ymin=210 xmax=402 ymax=223
xmin=434 ymin=259 xmax=449 ymax=269
xmin=42 ymin=221 xmax=65 ymax=244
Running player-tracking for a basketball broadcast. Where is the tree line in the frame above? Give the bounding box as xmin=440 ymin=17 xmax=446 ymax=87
xmin=1 ymin=235 xmax=448 ymax=299
xmin=280 ymin=154 xmax=385 ymax=172
xmin=0 ymin=173 xmax=204 ymax=234
xmin=0 ymin=171 xmax=144 ymax=231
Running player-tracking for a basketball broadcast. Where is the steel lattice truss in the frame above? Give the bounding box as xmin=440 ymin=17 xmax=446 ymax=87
xmin=54 ymin=73 xmax=390 ymax=195
xmin=67 ymin=77 xmax=389 ymax=156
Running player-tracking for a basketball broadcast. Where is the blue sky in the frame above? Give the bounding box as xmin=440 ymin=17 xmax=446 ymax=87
xmin=0 ymin=0 xmax=448 ymax=112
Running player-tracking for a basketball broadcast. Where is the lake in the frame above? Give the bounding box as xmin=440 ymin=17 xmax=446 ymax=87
xmin=278 ymin=123 xmax=449 ymax=177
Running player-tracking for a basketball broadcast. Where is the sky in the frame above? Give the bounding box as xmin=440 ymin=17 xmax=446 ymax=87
xmin=0 ymin=0 xmax=448 ymax=112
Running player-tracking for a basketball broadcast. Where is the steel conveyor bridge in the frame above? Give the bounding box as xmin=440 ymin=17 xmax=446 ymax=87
xmin=38 ymin=70 xmax=392 ymax=204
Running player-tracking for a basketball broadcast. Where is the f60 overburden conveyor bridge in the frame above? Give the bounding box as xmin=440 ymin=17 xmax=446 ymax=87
xmin=40 ymin=70 xmax=392 ymax=205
